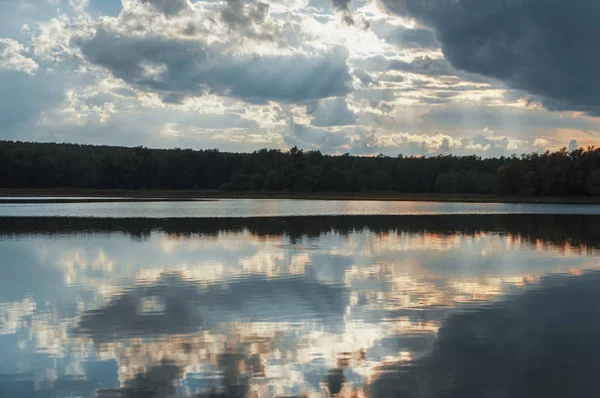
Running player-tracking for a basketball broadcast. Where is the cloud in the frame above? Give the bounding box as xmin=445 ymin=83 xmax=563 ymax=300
xmin=533 ymin=137 xmax=550 ymax=148
xmin=370 ymin=21 xmax=438 ymax=49
xmin=220 ymin=0 xmax=275 ymax=41
xmin=355 ymin=54 xmax=493 ymax=83
xmin=569 ymin=139 xmax=579 ymax=152
xmin=309 ymin=97 xmax=357 ymax=127
xmin=0 ymin=38 xmax=38 ymax=74
xmin=386 ymin=27 xmax=438 ymax=49
xmin=377 ymin=74 xmax=404 ymax=83
xmin=423 ymin=104 xmax=600 ymax=137
xmin=33 ymin=92 xmax=283 ymax=151
xmin=328 ymin=0 xmax=357 ymax=26
xmin=379 ymin=0 xmax=600 ymax=115
xmin=138 ymin=0 xmax=190 ymax=16
xmin=356 ymin=130 xmax=461 ymax=155
xmin=348 ymin=127 xmax=555 ymax=157
xmin=330 ymin=0 xmax=351 ymax=12
xmin=76 ymin=28 xmax=353 ymax=104
xmin=419 ymin=96 xmax=450 ymax=105
xmin=285 ymin=120 xmax=352 ymax=152
xmin=388 ymin=56 xmax=494 ymax=84
xmin=369 ymin=271 xmax=600 ymax=398
xmin=353 ymin=68 xmax=374 ymax=86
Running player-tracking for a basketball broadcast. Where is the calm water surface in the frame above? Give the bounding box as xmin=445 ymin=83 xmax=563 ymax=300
xmin=1 ymin=198 xmax=600 ymax=217
xmin=1 ymin=215 xmax=600 ymax=397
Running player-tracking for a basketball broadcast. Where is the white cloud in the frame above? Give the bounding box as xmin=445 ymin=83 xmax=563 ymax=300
xmin=533 ymin=138 xmax=550 ymax=148
xmin=0 ymin=38 xmax=38 ymax=74
xmin=464 ymin=141 xmax=491 ymax=152
xmin=354 ymin=130 xmax=462 ymax=155
xmin=507 ymin=140 xmax=522 ymax=150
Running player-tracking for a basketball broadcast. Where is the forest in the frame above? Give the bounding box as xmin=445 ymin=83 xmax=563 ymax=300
xmin=1 ymin=140 xmax=600 ymax=196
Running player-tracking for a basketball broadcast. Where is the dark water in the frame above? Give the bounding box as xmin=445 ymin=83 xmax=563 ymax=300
xmin=2 ymin=198 xmax=600 ymax=217
xmin=1 ymin=215 xmax=600 ymax=397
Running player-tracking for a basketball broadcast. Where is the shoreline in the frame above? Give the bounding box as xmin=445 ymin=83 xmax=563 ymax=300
xmin=0 ymin=189 xmax=599 ymax=205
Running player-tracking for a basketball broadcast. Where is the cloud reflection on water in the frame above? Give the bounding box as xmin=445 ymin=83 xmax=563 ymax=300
xmin=75 ymin=274 xmax=348 ymax=342
xmin=369 ymin=271 xmax=600 ymax=398
xmin=0 ymin=215 xmax=599 ymax=397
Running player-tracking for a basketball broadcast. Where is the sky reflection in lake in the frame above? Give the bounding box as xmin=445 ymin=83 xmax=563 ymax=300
xmin=0 ymin=215 xmax=599 ymax=397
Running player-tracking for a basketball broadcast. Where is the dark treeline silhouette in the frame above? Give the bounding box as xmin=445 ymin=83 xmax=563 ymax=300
xmin=2 ymin=141 xmax=600 ymax=195
xmin=2 ymin=214 xmax=600 ymax=251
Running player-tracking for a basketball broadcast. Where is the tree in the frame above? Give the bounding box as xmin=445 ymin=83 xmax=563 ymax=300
xmin=264 ymin=171 xmax=283 ymax=191
xmin=372 ymin=169 xmax=392 ymax=191
xmin=249 ymin=174 xmax=265 ymax=191
xmin=588 ymin=169 xmax=600 ymax=195
xmin=1 ymin=140 xmax=599 ymax=197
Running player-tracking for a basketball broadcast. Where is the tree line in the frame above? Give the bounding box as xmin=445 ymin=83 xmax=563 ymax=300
xmin=1 ymin=140 xmax=600 ymax=196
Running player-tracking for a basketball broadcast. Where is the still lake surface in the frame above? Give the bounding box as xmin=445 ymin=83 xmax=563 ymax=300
xmin=1 ymin=203 xmax=600 ymax=397
xmin=1 ymin=198 xmax=600 ymax=217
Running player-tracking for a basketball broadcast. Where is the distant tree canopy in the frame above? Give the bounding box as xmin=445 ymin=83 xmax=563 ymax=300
xmin=1 ymin=141 xmax=600 ymax=196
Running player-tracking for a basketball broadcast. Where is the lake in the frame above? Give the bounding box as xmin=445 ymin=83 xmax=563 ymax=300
xmin=1 ymin=211 xmax=600 ymax=397
xmin=1 ymin=198 xmax=600 ymax=217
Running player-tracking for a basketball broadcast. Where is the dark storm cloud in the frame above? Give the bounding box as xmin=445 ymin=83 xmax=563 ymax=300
xmin=140 ymin=0 xmax=190 ymax=16
xmin=75 ymin=29 xmax=352 ymax=104
xmin=379 ymin=0 xmax=600 ymax=115
xmin=369 ymin=271 xmax=600 ymax=398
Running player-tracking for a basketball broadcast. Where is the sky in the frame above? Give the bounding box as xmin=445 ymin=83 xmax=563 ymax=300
xmin=0 ymin=0 xmax=599 ymax=157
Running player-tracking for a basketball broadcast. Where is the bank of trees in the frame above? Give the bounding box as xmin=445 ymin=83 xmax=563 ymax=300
xmin=1 ymin=141 xmax=600 ymax=196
